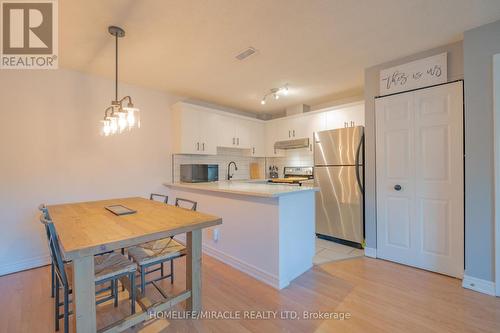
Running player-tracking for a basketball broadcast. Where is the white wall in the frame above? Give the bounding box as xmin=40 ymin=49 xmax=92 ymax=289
xmin=0 ymin=69 xmax=181 ymax=275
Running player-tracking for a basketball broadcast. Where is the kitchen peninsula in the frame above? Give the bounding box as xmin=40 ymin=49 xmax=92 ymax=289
xmin=165 ymin=181 xmax=318 ymax=289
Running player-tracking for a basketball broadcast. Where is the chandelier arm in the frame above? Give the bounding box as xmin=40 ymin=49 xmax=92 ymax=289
xmin=118 ymin=95 xmax=133 ymax=105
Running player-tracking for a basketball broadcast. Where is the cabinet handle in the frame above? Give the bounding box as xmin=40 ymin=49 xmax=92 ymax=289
xmin=288 ymin=130 xmax=291 ymax=138
xmin=252 ymin=147 xmax=255 ymax=155
xmin=202 ymin=143 xmax=205 ymax=151
xmin=293 ymin=130 xmax=295 ymax=137
xmin=237 ymin=137 xmax=239 ymax=145
xmin=310 ymin=144 xmax=312 ymax=151
xmin=232 ymin=137 xmax=235 ymax=145
xmin=197 ymin=142 xmax=200 ymax=151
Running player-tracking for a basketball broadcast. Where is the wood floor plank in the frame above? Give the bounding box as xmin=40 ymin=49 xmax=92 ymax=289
xmin=0 ymin=255 xmax=499 ymax=333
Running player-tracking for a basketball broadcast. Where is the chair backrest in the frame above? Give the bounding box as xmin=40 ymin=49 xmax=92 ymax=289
xmin=150 ymin=193 xmax=168 ymax=204
xmin=38 ymin=204 xmax=51 ymax=242
xmin=41 ymin=216 xmax=69 ymax=287
xmin=175 ymin=198 xmax=197 ymax=211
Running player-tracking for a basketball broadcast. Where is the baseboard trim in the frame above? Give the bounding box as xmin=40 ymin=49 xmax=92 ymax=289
xmin=364 ymin=247 xmax=377 ymax=258
xmin=462 ymin=275 xmax=496 ymax=296
xmin=175 ymin=235 xmax=281 ymax=289
xmin=0 ymin=255 xmax=50 ymax=277
xmin=202 ymin=244 xmax=281 ymax=289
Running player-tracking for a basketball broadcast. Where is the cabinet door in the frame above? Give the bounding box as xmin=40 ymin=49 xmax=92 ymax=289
xmin=216 ymin=115 xmax=237 ymax=148
xmin=234 ymin=118 xmax=252 ymax=149
xmin=297 ymin=112 xmax=326 ymax=143
xmin=198 ymin=111 xmax=218 ymax=154
xmin=249 ymin=121 xmax=265 ymax=157
xmin=265 ymin=121 xmax=285 ymax=157
xmin=279 ymin=117 xmax=296 ymax=140
xmin=325 ymin=103 xmax=364 ymax=130
xmin=179 ymin=106 xmax=201 ymax=154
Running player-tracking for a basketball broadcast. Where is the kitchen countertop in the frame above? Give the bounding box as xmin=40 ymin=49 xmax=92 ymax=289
xmin=164 ymin=180 xmax=319 ymax=198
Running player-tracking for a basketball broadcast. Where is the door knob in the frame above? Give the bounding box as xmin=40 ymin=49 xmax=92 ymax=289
xmin=394 ymin=184 xmax=402 ymax=191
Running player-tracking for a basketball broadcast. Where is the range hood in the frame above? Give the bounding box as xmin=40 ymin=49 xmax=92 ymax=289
xmin=274 ymin=137 xmax=310 ymax=150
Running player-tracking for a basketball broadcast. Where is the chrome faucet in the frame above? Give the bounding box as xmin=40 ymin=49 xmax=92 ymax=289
xmin=227 ymin=161 xmax=238 ymax=180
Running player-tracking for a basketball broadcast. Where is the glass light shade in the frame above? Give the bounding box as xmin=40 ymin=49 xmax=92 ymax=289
xmin=109 ymin=116 xmax=118 ymax=134
xmin=118 ymin=112 xmax=127 ymax=132
xmin=123 ymin=107 xmax=140 ymax=129
xmin=101 ymin=119 xmax=111 ymax=136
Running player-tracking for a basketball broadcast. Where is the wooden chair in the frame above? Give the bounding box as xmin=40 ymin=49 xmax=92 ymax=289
xmin=127 ymin=197 xmax=197 ymax=293
xmin=150 ymin=193 xmax=168 ymax=203
xmin=41 ymin=216 xmax=137 ymax=332
xmin=39 ymin=204 xmax=56 ymax=298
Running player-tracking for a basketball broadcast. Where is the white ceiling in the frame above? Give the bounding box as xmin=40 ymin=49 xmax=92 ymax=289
xmin=60 ymin=0 xmax=500 ymax=114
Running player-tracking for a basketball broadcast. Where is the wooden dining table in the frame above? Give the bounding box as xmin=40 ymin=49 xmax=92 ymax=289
xmin=47 ymin=197 xmax=222 ymax=333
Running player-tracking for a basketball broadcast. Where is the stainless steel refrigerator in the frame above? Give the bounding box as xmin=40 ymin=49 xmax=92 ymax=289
xmin=314 ymin=126 xmax=364 ymax=246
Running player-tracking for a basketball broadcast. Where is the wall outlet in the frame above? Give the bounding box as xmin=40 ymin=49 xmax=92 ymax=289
xmin=213 ymin=228 xmax=219 ymax=242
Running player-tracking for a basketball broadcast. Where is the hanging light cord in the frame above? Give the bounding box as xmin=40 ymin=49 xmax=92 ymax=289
xmin=115 ymin=33 xmax=118 ymax=102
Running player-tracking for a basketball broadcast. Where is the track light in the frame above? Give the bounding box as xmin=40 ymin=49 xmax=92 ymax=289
xmin=260 ymin=84 xmax=289 ymax=105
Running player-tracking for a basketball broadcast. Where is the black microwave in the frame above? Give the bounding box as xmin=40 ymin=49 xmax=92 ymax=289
xmin=180 ymin=164 xmax=219 ymax=183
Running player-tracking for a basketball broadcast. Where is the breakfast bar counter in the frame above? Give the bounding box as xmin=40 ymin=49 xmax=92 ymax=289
xmin=165 ymin=181 xmax=318 ymax=289
xmin=164 ymin=180 xmax=318 ymax=198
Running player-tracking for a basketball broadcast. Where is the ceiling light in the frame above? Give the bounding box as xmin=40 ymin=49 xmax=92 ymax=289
xmin=260 ymin=84 xmax=289 ymax=105
xmin=101 ymin=26 xmax=140 ymax=136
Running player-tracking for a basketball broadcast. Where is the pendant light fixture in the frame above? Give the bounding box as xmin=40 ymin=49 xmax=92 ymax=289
xmin=101 ymin=26 xmax=140 ymax=136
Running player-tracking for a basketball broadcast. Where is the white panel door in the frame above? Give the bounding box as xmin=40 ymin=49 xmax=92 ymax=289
xmin=376 ymin=81 xmax=463 ymax=278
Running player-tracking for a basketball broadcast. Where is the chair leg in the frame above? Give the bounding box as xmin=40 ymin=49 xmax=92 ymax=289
xmin=55 ymin=277 xmax=60 ymax=331
xmin=170 ymin=260 xmax=174 ymax=284
xmin=51 ymin=262 xmax=55 ymax=298
xmin=121 ymin=252 xmax=125 ymax=292
xmin=130 ymin=272 xmax=136 ymax=314
xmin=113 ymin=279 xmax=118 ymax=307
xmin=63 ymin=285 xmax=69 ymax=333
xmin=140 ymin=267 xmax=146 ymax=294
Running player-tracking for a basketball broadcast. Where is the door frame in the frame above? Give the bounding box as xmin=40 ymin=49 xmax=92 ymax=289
xmin=493 ymin=54 xmax=500 ymax=296
xmin=374 ymin=80 xmax=465 ymax=278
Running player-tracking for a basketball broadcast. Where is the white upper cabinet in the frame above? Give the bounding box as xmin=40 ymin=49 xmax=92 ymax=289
xmin=172 ymin=101 xmax=364 ymax=157
xmin=248 ymin=120 xmax=265 ymax=157
xmin=172 ymin=102 xmax=265 ymax=155
xmin=265 ymin=120 xmax=286 ymax=157
xmin=325 ymin=103 xmax=365 ymax=130
xmin=172 ymin=103 xmax=218 ymax=155
xmin=295 ymin=112 xmax=326 ymax=142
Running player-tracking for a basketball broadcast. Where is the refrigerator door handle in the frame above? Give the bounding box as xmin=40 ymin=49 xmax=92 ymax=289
xmin=355 ymin=133 xmax=364 ymax=193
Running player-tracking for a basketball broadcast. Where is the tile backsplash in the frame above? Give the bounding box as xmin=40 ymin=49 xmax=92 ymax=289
xmin=266 ymin=148 xmax=314 ymax=178
xmin=172 ymin=148 xmax=314 ymax=182
xmin=172 ymin=147 xmax=266 ymax=182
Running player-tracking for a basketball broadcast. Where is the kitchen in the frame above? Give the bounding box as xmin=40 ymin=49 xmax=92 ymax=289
xmin=1 ymin=1 xmax=500 ymax=333
xmin=165 ymin=100 xmax=365 ymax=289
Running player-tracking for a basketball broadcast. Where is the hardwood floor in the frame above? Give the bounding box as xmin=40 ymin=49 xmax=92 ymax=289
xmin=0 ymin=255 xmax=499 ymax=333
